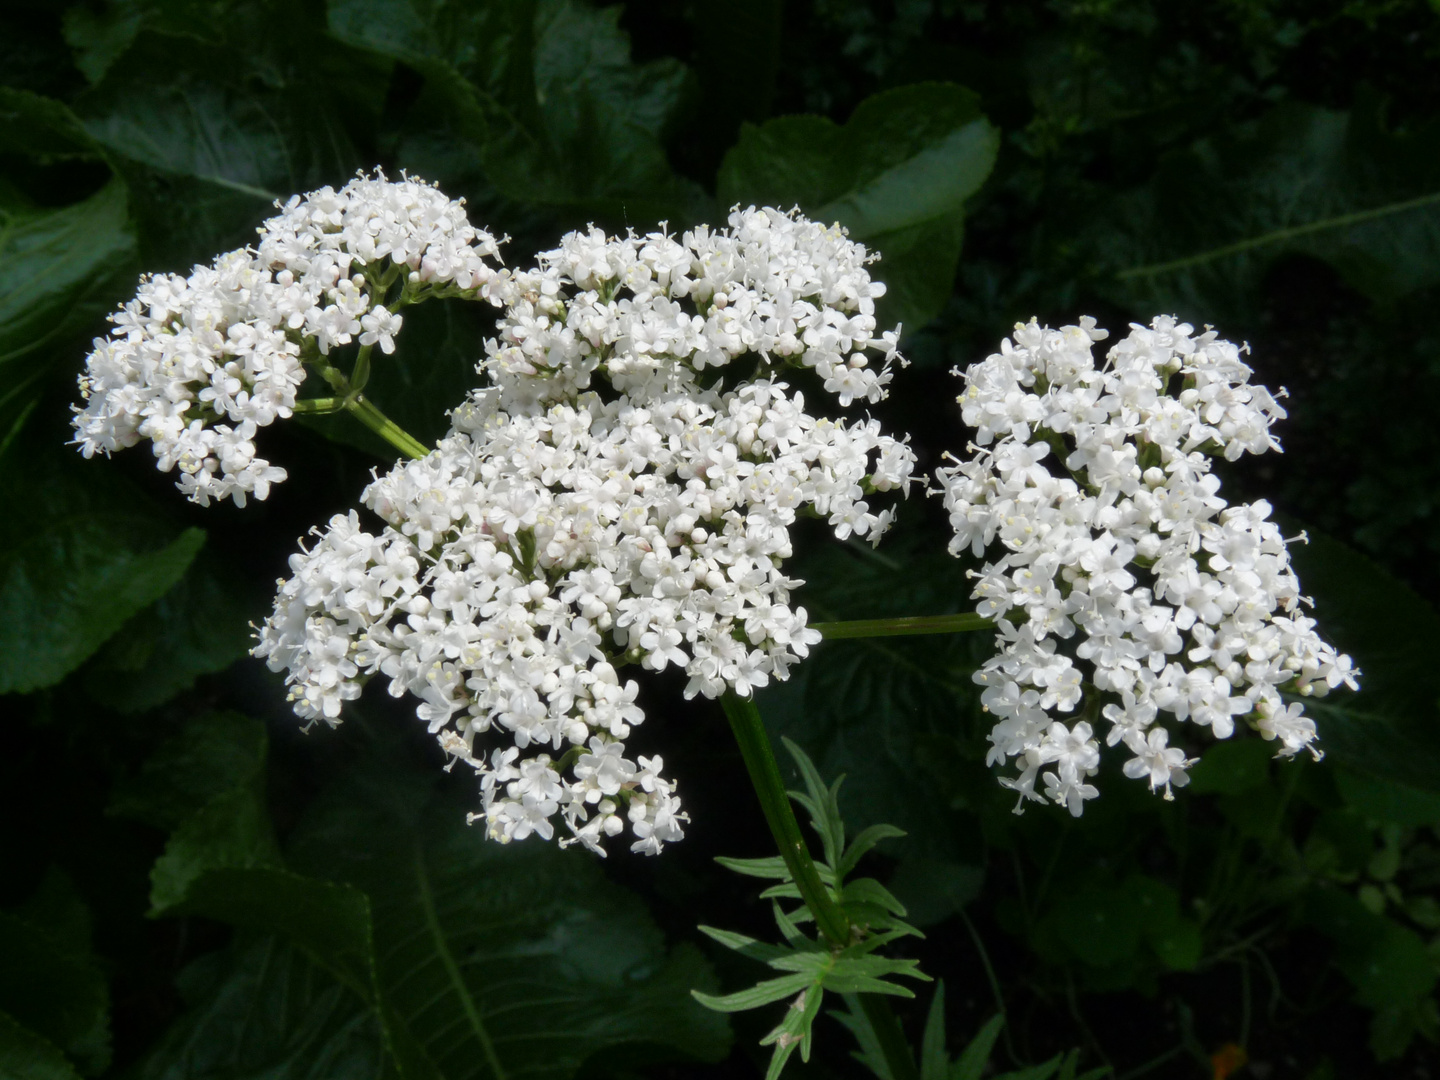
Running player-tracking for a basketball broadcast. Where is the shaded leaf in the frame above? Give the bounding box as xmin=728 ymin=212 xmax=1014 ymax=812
xmin=1097 ymin=99 xmax=1440 ymax=321
xmin=0 ymin=456 xmax=204 ymax=694
xmin=286 ymin=760 xmax=731 ymax=1077
xmin=0 ymin=177 xmax=135 ymax=367
xmin=82 ymin=548 xmax=257 ymax=713
xmin=0 ymin=1009 xmax=84 ymax=1080
xmin=1288 ymin=530 xmax=1440 ymax=791
xmin=135 ymin=936 xmax=385 ymax=1080
xmin=109 ymin=711 xmax=267 ymax=831
xmin=0 ymin=914 xmax=109 ymax=1075
xmin=717 ymin=83 xmax=998 ymax=329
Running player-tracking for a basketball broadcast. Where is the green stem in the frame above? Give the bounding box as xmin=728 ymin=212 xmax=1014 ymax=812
xmin=720 ymin=692 xmax=850 ymax=946
xmin=811 ymin=613 xmax=995 ymax=640
xmin=346 ymin=395 xmax=430 ymax=460
xmin=350 ymin=343 xmax=374 ymax=394
xmin=291 ymin=396 xmax=346 ymax=414
xmin=722 ymin=692 xmax=919 ymax=1080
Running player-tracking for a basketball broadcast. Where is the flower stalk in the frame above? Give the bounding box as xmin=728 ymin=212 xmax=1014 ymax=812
xmin=812 ymin=613 xmax=995 ymax=640
xmin=721 ymin=691 xmax=851 ymax=946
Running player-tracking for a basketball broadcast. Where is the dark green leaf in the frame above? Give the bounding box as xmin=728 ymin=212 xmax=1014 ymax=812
xmin=329 ymin=0 xmax=705 ymax=222
xmin=0 ymin=913 xmax=109 ymax=1075
xmin=0 ymin=1009 xmax=83 ymax=1080
xmin=717 ymin=83 xmax=998 ymax=329
xmin=135 ymin=935 xmax=385 ymax=1080
xmin=952 ymin=1014 xmax=1006 ymax=1080
xmin=0 ymin=460 xmax=204 ymax=693
xmin=286 ymin=760 xmax=731 ymax=1075
xmin=1097 ymin=99 xmax=1440 ymax=321
xmin=1288 ymin=530 xmax=1440 ymax=791
xmin=0 ymin=88 xmax=98 ymax=161
xmin=0 ymin=177 xmax=135 ymax=367
xmin=839 ymin=823 xmax=907 ymax=880
xmin=696 ymin=925 xmax=794 ymax=965
xmin=1336 ymin=768 xmax=1440 ymax=827
xmin=691 ymin=973 xmax=813 ymax=1013
xmin=149 ymin=784 xmax=282 ymax=914
xmin=81 ymin=548 xmax=257 ymax=713
xmin=109 ymin=711 xmax=267 ymax=831
xmin=919 ymin=981 xmax=949 ymax=1080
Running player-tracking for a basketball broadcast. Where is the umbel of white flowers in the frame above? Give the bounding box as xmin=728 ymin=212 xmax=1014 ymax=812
xmin=937 ymin=316 xmax=1358 ymax=816
xmin=70 ymin=172 xmax=510 ymax=505
xmin=253 ymin=198 xmax=917 ymax=855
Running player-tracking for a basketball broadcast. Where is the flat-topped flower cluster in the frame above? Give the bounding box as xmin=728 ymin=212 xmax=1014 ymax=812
xmin=254 ymin=204 xmax=916 ymax=854
xmin=937 ymin=316 xmax=1357 ymax=816
xmin=71 ymin=172 xmax=509 ymax=505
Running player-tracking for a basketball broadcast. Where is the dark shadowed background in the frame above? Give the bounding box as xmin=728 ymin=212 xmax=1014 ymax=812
xmin=4 ymin=2 xmax=1440 ymax=1078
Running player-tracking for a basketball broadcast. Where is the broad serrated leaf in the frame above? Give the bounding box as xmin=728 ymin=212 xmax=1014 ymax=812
xmin=0 ymin=88 xmax=98 ymax=162
xmin=0 ymin=446 xmax=205 ymax=694
xmin=1095 ymin=98 xmax=1440 ymax=322
xmin=134 ymin=935 xmax=386 ymax=1080
xmin=1286 ymin=529 xmax=1440 ymax=791
xmin=109 ymin=711 xmax=267 ymax=830
xmin=0 ymin=1009 xmax=84 ymax=1080
xmin=287 ymin=760 xmax=731 ymax=1075
xmin=81 ymin=547 xmax=257 ymax=712
xmin=0 ymin=914 xmax=109 ymax=1075
xmin=149 ymin=784 xmax=282 ymax=915
xmin=329 ymin=0 xmax=704 ymax=222
xmin=717 ymin=83 xmax=998 ymax=330
xmin=0 ymin=177 xmax=135 ymax=367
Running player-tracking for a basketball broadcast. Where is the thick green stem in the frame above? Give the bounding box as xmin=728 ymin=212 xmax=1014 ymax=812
xmin=811 ymin=613 xmax=995 ymax=640
xmin=720 ymin=692 xmax=850 ymax=946
xmin=721 ymin=692 xmax=919 ymax=1080
xmin=347 ymin=395 xmax=430 ymax=460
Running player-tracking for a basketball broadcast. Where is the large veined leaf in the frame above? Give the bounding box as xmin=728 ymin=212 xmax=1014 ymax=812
xmin=281 ymin=762 xmax=732 ymax=1080
xmin=0 ymin=451 xmax=205 ymax=695
xmin=1288 ymin=530 xmax=1440 ymax=792
xmin=0 ymin=177 xmax=135 ymax=369
xmin=0 ymin=913 xmax=110 ymax=1076
xmin=82 ymin=548 xmax=257 ymax=713
xmin=328 ymin=0 xmax=705 ymax=223
xmin=72 ymin=27 xmax=369 ymax=268
xmin=147 ymin=735 xmax=731 ymax=1080
xmin=136 ymin=936 xmax=387 ymax=1080
xmin=0 ymin=1010 xmax=84 ymax=1080
xmin=716 ymin=82 xmax=999 ymax=331
xmin=1094 ymin=99 xmax=1440 ymax=321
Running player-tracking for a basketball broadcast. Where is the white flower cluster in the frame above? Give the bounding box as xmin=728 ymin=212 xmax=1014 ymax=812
xmin=71 ymin=172 xmax=508 ymax=505
xmin=938 ymin=316 xmax=1357 ymax=816
xmin=255 ymin=207 xmax=916 ymax=854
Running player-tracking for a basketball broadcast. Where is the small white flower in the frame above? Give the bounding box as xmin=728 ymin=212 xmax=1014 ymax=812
xmin=939 ymin=317 xmax=1355 ymax=812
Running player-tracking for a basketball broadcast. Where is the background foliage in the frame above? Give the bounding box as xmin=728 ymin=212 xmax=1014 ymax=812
xmin=4 ymin=1 xmax=1440 ymax=1077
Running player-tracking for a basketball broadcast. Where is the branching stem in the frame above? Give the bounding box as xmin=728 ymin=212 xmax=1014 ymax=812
xmin=721 ymin=692 xmax=919 ymax=1080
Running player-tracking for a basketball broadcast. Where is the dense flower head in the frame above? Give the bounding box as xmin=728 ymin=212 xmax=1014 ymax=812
xmin=71 ymin=172 xmax=509 ymax=506
xmin=937 ymin=316 xmax=1357 ymax=816
xmin=480 ymin=206 xmax=903 ymax=410
xmin=254 ymin=207 xmax=916 ymax=854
